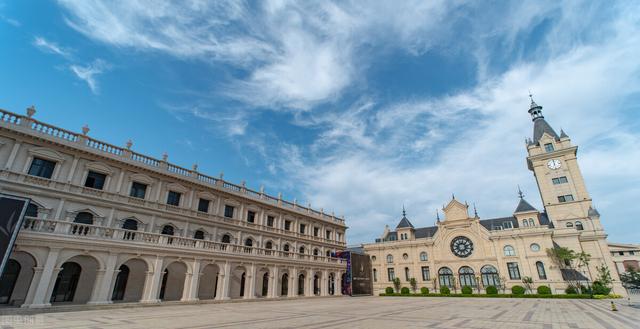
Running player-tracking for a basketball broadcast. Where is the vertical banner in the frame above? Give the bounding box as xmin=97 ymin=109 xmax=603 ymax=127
xmin=0 ymin=194 xmax=30 ymax=276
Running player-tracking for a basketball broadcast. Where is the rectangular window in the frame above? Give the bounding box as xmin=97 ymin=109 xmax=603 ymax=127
xmin=84 ymin=171 xmax=107 ymax=190
xmin=619 ymin=251 xmax=624 ymax=256
xmin=630 ymin=251 xmax=635 ymax=255
xmin=552 ymin=176 xmax=569 ymax=185
xmin=197 ymin=199 xmax=210 ymax=213
xmin=558 ymin=194 xmax=575 ymax=203
xmin=503 ymin=221 xmax=513 ymax=229
xmin=326 ymin=230 xmax=331 ymax=240
xmin=544 ymin=143 xmax=554 ymax=152
xmin=28 ymin=157 xmax=56 ymax=179
xmin=224 ymin=205 xmax=234 ymax=218
xmin=387 ymin=268 xmax=395 ymax=281
xmin=507 ymin=262 xmax=521 ymax=280
xmin=299 ymin=223 xmax=306 ymax=234
xmin=247 ymin=210 xmax=256 ymax=223
xmin=337 ymin=233 xmax=342 ymax=241
xmin=373 ymin=269 xmax=378 ymax=282
xmin=167 ymin=191 xmax=181 ymax=206
xmin=129 ymin=182 xmax=147 ymax=199
xmin=284 ymin=220 xmax=291 ymax=231
xmin=421 ymin=266 xmax=430 ymax=281
xmin=313 ymin=227 xmax=319 ymax=237
xmin=267 ymin=216 xmax=274 ymax=227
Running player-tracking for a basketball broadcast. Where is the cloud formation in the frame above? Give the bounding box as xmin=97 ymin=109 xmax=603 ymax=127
xmin=69 ymin=59 xmax=110 ymax=94
xmin=33 ymin=36 xmax=72 ymax=58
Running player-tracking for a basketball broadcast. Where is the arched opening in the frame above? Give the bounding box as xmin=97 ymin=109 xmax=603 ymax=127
xmin=404 ymin=267 xmax=410 ymax=281
xmin=221 ymin=234 xmax=231 ymax=243
xmin=198 ymin=264 xmax=220 ymax=300
xmin=240 ymin=273 xmax=246 ymax=297
xmin=112 ymin=258 xmax=147 ymax=302
xmin=313 ymin=274 xmax=320 ymax=296
xmin=283 ymin=244 xmax=290 ymax=257
xmin=420 ymin=252 xmax=428 ymax=261
xmin=72 ymin=212 xmax=94 ymax=235
xmin=313 ymin=249 xmax=319 ymax=260
xmin=575 ymin=221 xmax=584 ymax=231
xmin=458 ymin=266 xmax=476 ymax=287
xmin=51 ymin=255 xmax=99 ymax=304
xmin=326 ymin=250 xmax=331 ymax=258
xmin=50 ymin=262 xmax=81 ymax=303
xmin=386 ymin=254 xmax=393 ymax=264
xmin=230 ymin=266 xmax=248 ymax=299
xmin=438 ymin=267 xmax=453 ymax=288
xmin=299 ymin=246 xmax=305 ymax=254
xmin=161 ymin=225 xmax=175 ymax=245
xmin=522 ymin=219 xmax=529 ymax=227
xmin=0 ymin=260 xmax=20 ymax=304
xmin=194 ymin=230 xmax=205 ymax=240
xmin=528 ymin=218 xmax=535 ymax=226
xmin=122 ymin=219 xmax=138 ymax=240
xmin=111 ymin=265 xmax=130 ymax=301
xmin=261 ymin=272 xmax=269 ymax=297
xmin=298 ymin=274 xmax=305 ymax=295
xmin=281 ymin=273 xmax=289 ymax=296
xmin=503 ymin=245 xmax=516 ymax=256
xmin=481 ymin=265 xmax=499 ymax=287
xmin=536 ymin=261 xmax=547 ymax=280
xmin=328 ymin=273 xmax=335 ymax=295
xmin=25 ymin=203 xmax=38 ymax=217
xmin=159 ymin=262 xmax=187 ymax=301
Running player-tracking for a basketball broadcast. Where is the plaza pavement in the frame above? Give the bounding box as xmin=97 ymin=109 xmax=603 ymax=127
xmin=0 ymin=296 xmax=638 ymax=329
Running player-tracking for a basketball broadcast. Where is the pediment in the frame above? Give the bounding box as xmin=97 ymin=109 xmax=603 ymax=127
xmin=130 ymin=173 xmax=154 ymax=185
xmin=28 ymin=147 xmax=65 ymax=162
xmin=443 ymin=199 xmax=469 ymax=221
xmin=85 ymin=161 xmax=114 ymax=174
xmin=166 ymin=182 xmax=188 ymax=193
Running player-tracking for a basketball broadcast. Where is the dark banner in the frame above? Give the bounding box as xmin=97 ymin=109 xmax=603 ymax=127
xmin=337 ymin=251 xmax=373 ymax=296
xmin=0 ymin=194 xmax=29 ymax=276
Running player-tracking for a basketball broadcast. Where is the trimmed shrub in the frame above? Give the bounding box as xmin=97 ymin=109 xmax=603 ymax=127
xmin=420 ymin=287 xmax=429 ymax=294
xmin=511 ymin=285 xmax=526 ymax=295
xmin=592 ymin=282 xmax=611 ymax=295
xmin=565 ymin=285 xmax=578 ymax=294
xmin=401 ymin=287 xmax=410 ymax=295
xmin=440 ymin=286 xmax=451 ymax=295
xmin=485 ymin=286 xmax=498 ymax=295
xmin=385 ymin=287 xmax=394 ymax=294
xmin=537 ymin=285 xmax=552 ymax=295
xmin=461 ymin=285 xmax=473 ymax=294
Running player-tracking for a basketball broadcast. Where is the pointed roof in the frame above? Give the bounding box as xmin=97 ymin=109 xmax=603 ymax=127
xmin=515 ymin=198 xmax=537 ymax=213
xmin=528 ymin=95 xmax=560 ymax=143
xmin=560 ymin=129 xmax=569 ymax=139
xmin=588 ymin=206 xmax=600 ymax=218
xmin=396 ymin=206 xmax=414 ymax=229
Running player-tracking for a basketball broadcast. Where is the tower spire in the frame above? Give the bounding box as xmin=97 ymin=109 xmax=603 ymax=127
xmin=517 ymin=185 xmax=524 ymax=199
xmin=402 ymin=204 xmax=406 ymax=218
xmin=528 ymin=92 xmax=544 ymax=121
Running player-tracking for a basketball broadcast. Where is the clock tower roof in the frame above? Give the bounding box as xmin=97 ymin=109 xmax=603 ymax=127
xmin=528 ymin=95 xmax=560 ymax=144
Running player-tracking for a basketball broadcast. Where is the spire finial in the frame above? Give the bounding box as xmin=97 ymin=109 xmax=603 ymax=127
xmin=452 ymin=193 xmax=455 ymax=200
xmin=436 ymin=209 xmax=440 ymax=222
xmin=402 ymin=204 xmax=406 ymax=217
xmin=473 ymin=203 xmax=478 ymax=217
xmin=517 ymin=185 xmax=524 ymax=199
xmin=527 ymin=92 xmax=543 ymax=120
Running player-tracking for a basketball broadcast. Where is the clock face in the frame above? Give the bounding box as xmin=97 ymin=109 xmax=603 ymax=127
xmin=547 ymin=159 xmax=561 ymax=170
xmin=450 ymin=236 xmax=474 ymax=258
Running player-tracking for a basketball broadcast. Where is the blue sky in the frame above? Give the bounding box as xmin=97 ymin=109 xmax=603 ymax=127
xmin=1 ymin=1 xmax=639 ymax=244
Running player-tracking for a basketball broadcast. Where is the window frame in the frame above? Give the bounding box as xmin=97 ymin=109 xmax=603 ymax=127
xmin=421 ymin=266 xmax=430 ymax=281
xmin=503 ymin=245 xmax=516 ymax=256
xmin=552 ymin=176 xmax=568 ymax=185
xmin=166 ymin=191 xmax=182 ymax=207
xmin=387 ymin=268 xmax=395 ymax=281
xmin=84 ymin=170 xmax=107 ymax=190
xmin=544 ymin=143 xmax=554 ymax=152
xmin=247 ymin=210 xmax=256 ymax=223
xmin=27 ymin=157 xmax=57 ymax=179
xmin=129 ymin=182 xmax=148 ymax=199
xmin=197 ymin=198 xmax=210 ymax=213
xmin=507 ymin=262 xmax=521 ymax=280
xmin=224 ymin=205 xmax=235 ymax=218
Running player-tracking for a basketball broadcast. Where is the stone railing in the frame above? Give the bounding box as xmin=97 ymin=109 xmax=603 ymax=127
xmin=21 ymin=218 xmax=345 ymax=265
xmin=0 ymin=107 xmax=345 ymax=225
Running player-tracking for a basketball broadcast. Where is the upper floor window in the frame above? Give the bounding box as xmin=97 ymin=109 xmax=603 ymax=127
xmin=224 ymin=205 xmax=234 ymax=218
xmin=404 ymin=267 xmax=410 ymax=281
xmin=373 ymin=269 xmax=378 ymax=282
xmin=528 ymin=218 xmax=535 ymax=226
xmin=84 ymin=171 xmax=107 ymax=190
xmin=247 ymin=210 xmax=256 ymax=223
xmin=74 ymin=212 xmax=94 ymax=224
xmin=386 ymin=254 xmax=393 ymax=264
xmin=507 ymin=262 xmax=521 ymax=280
xmin=325 ymin=230 xmax=331 ymax=239
xmin=122 ymin=218 xmax=138 ymax=231
xmin=419 ymin=252 xmax=428 ymax=261
xmin=544 ymin=143 xmax=554 ymax=152
xmin=167 ymin=191 xmax=181 ymax=206
xmin=221 ymin=234 xmax=231 ymax=244
xmin=129 ymin=182 xmax=147 ymax=199
xmin=575 ymin=221 xmax=584 ymax=231
xmin=284 ymin=220 xmax=291 ymax=231
xmin=503 ymin=245 xmax=516 ymax=256
xmin=25 ymin=203 xmax=38 ymax=217
xmin=197 ymin=198 xmax=210 ymax=213
xmin=558 ymin=195 xmax=574 ymax=203
xmin=387 ymin=268 xmax=395 ymax=281
xmin=313 ymin=227 xmax=319 ymax=237
xmin=299 ymin=246 xmax=305 ymax=254
xmin=536 ymin=261 xmax=547 ymax=280
xmin=566 ymin=222 xmax=574 ymax=228
xmin=522 ymin=219 xmax=529 ymax=227
xmin=194 ymin=230 xmax=205 ymax=240
xmin=337 ymin=232 xmax=342 ymax=241
xmin=299 ymin=223 xmax=306 ymax=234
xmin=503 ymin=221 xmax=513 ymax=229
xmin=552 ymin=176 xmax=568 ymax=185
xmin=421 ymin=266 xmax=430 ymax=281
xmin=28 ymin=157 xmax=56 ymax=179
xmin=161 ymin=225 xmax=174 ymax=236
xmin=267 ymin=216 xmax=275 ymax=227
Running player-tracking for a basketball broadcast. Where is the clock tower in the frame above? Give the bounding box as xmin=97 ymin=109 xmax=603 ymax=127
xmin=525 ymin=97 xmax=602 ymax=231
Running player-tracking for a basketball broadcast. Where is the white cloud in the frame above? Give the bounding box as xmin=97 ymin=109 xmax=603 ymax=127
xmin=69 ymin=59 xmax=110 ymax=94
xmin=33 ymin=36 xmax=72 ymax=58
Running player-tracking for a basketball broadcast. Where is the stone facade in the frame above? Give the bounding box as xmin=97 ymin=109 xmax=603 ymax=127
xmin=0 ymin=106 xmax=347 ymax=308
xmin=609 ymin=243 xmax=640 ymax=278
xmin=363 ymin=98 xmax=626 ymax=295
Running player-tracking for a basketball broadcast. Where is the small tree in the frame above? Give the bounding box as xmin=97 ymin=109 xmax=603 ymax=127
xmin=522 ymin=276 xmax=533 ymax=294
xmin=475 ymin=276 xmax=481 ymax=294
xmin=620 ymin=266 xmax=640 ymax=289
xmin=595 ymin=265 xmax=612 ymax=288
xmin=409 ymin=277 xmax=417 ymax=293
xmin=451 ymin=277 xmax=457 ymax=294
xmin=432 ymin=278 xmax=438 ymax=291
xmin=393 ymin=277 xmax=401 ymax=293
xmin=499 ymin=276 xmax=507 ymax=294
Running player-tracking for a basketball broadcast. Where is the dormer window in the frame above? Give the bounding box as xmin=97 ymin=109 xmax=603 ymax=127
xmin=544 ymin=143 xmax=554 ymax=152
xmin=503 ymin=221 xmax=513 ymax=229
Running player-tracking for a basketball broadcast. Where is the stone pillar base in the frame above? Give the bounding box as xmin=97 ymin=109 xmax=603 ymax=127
xmin=87 ymin=301 xmax=113 ymax=305
xmin=140 ymin=299 xmax=161 ymax=304
xmin=25 ymin=303 xmax=52 ymax=309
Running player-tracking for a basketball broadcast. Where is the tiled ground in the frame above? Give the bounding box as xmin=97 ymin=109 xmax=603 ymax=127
xmin=1 ymin=297 xmax=638 ymax=329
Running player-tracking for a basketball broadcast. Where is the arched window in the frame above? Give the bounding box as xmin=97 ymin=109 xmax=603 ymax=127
xmin=74 ymin=211 xmax=94 ymax=224
xmin=566 ymin=222 xmax=574 ymax=228
xmin=386 ymin=254 xmax=393 ymax=264
xmin=111 ymin=265 xmax=130 ymax=301
xmin=481 ymin=265 xmax=499 ymax=287
xmin=522 ymin=219 xmax=529 ymax=227
xmin=313 ymin=249 xmax=319 ymax=256
xmin=298 ymin=274 xmax=305 ymax=295
xmin=281 ymin=273 xmax=288 ymax=296
xmin=161 ymin=225 xmax=174 ymax=236
xmin=122 ymin=219 xmax=138 ymax=231
xmin=438 ymin=267 xmax=453 ymax=288
xmin=575 ymin=221 xmax=584 ymax=231
xmin=326 ymin=250 xmax=331 ymax=257
xmin=221 ymin=234 xmax=231 ymax=244
xmin=26 ymin=204 xmax=38 ymax=217
xmin=193 ymin=230 xmax=205 ymax=240
xmin=299 ymin=246 xmax=305 ymax=254
xmin=419 ymin=252 xmax=428 ymax=261
xmin=265 ymin=241 xmax=273 ymax=249
xmin=528 ymin=218 xmax=535 ymax=226
xmin=458 ymin=266 xmax=476 ymax=287
xmin=402 ymin=253 xmax=408 ymax=260
xmin=404 ymin=267 xmax=410 ymax=281
xmin=245 ymin=238 xmax=253 ymax=247
xmin=503 ymin=245 xmax=516 ymax=256
xmin=373 ymin=269 xmax=377 ymax=282
xmin=536 ymin=261 xmax=547 ymax=280
xmin=50 ymin=262 xmax=81 ymax=303
xmin=283 ymin=244 xmax=290 ymax=252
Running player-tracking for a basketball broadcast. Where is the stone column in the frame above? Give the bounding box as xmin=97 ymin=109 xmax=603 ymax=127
xmin=335 ymin=272 xmax=343 ymax=296
xmin=288 ymin=268 xmax=297 ymax=297
xmin=21 ymin=267 xmax=43 ymax=307
xmin=183 ymin=259 xmax=202 ymax=301
xmin=88 ymin=253 xmax=118 ymax=304
xmin=306 ymin=271 xmax=313 ymax=297
xmin=141 ymin=257 xmax=164 ymax=303
xmin=244 ymin=263 xmax=256 ymax=299
xmin=269 ymin=266 xmax=279 ymax=298
xmin=322 ymin=270 xmax=329 ymax=296
xmin=26 ymin=248 xmax=60 ymax=308
xmin=215 ymin=262 xmax=231 ymax=300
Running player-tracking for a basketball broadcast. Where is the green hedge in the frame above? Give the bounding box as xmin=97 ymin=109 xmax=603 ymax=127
xmin=511 ymin=285 xmax=526 ymax=295
xmin=461 ymin=285 xmax=473 ymax=294
xmin=385 ymin=287 xmax=394 ymax=294
xmin=378 ymin=293 xmax=604 ymax=299
xmin=486 ymin=286 xmax=498 ymax=295
xmin=440 ymin=286 xmax=450 ymax=295
xmin=401 ymin=287 xmax=410 ymax=295
xmin=420 ymin=287 xmax=429 ymax=294
xmin=537 ymin=285 xmax=552 ymax=295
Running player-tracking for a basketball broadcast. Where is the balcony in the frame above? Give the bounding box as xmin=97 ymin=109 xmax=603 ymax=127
xmin=20 ymin=218 xmax=345 ymax=265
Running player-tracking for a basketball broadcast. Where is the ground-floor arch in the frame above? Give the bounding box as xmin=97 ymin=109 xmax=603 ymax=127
xmin=111 ymin=258 xmax=148 ymax=303
xmin=159 ymin=261 xmax=188 ymax=301
xmin=0 ymin=251 xmax=37 ymax=306
xmin=280 ymin=272 xmax=289 ymax=297
xmin=198 ymin=263 xmax=220 ymax=300
xmin=50 ymin=255 xmax=99 ymax=304
xmin=230 ymin=266 xmax=247 ymax=299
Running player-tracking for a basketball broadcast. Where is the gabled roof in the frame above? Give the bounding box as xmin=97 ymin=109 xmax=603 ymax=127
xmin=533 ymin=118 xmax=559 ymax=143
xmin=588 ymin=207 xmax=600 ymax=218
xmin=514 ymin=198 xmax=537 ymax=213
xmin=396 ymin=216 xmax=414 ymax=229
xmin=415 ymin=226 xmax=438 ymax=238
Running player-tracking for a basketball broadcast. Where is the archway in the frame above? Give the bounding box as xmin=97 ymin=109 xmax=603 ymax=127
xmin=261 ymin=272 xmax=269 ymax=297
xmin=313 ymin=273 xmax=320 ymax=296
xmin=254 ymin=267 xmax=270 ymax=298
xmin=438 ymin=267 xmax=453 ymax=288
xmin=328 ymin=273 xmax=335 ymax=295
xmin=198 ymin=264 xmax=220 ymax=300
xmin=298 ymin=273 xmax=305 ymax=295
xmin=0 ymin=260 xmax=20 ymax=304
xmin=281 ymin=273 xmax=289 ymax=297
xmin=0 ymin=251 xmax=37 ymax=306
xmin=481 ymin=265 xmax=499 ymax=287
xmin=50 ymin=255 xmax=99 ymax=304
xmin=159 ymin=261 xmax=187 ymax=301
xmin=230 ymin=266 xmax=247 ymax=299
xmin=111 ymin=258 xmax=147 ymax=302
